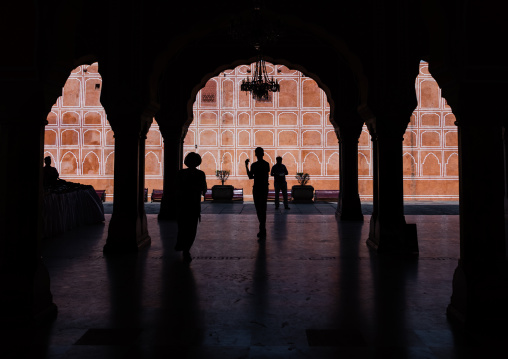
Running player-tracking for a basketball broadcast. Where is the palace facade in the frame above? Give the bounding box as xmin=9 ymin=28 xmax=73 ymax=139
xmin=44 ymin=61 xmax=458 ymax=201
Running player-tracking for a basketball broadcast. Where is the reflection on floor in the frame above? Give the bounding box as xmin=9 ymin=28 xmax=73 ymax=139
xmin=7 ymin=207 xmax=505 ymax=358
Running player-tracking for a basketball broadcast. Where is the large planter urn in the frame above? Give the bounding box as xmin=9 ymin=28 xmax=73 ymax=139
xmin=291 ymin=185 xmax=314 ymax=203
xmin=212 ymin=185 xmax=234 ymax=202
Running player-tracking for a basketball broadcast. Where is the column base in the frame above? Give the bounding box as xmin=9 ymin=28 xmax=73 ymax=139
xmin=1 ymin=260 xmax=58 ymax=327
xmin=447 ymin=261 xmax=508 ymax=334
xmin=367 ymin=221 xmax=418 ymax=254
xmin=336 ymin=194 xmax=364 ymax=221
xmin=103 ymin=234 xmax=151 ymax=254
xmin=336 ymin=209 xmax=364 ymax=221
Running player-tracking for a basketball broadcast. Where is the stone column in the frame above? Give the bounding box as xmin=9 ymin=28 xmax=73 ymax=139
xmin=158 ymin=129 xmax=184 ymax=220
xmin=104 ymin=124 xmax=151 ymax=254
xmin=336 ymin=119 xmax=364 ymax=221
xmin=366 ymin=115 xmax=418 ymax=254
xmin=447 ymin=83 xmax=508 ymax=328
xmin=137 ymin=118 xmax=152 ymax=241
xmin=0 ymin=103 xmax=57 ymax=325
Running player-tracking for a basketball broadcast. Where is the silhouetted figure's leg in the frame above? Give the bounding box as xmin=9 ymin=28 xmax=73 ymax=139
xmin=274 ymin=182 xmax=281 ymax=208
xmin=281 ymin=181 xmax=289 ymax=208
xmin=253 ymin=187 xmax=268 ymax=238
xmin=176 ymin=215 xmax=199 ymax=262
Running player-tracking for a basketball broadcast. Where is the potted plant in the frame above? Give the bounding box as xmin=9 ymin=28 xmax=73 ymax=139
xmin=291 ymin=172 xmax=314 ymax=203
xmin=212 ymin=170 xmax=234 ymax=202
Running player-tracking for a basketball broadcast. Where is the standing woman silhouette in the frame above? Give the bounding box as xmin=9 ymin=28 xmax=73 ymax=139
xmin=245 ymin=147 xmax=270 ymax=239
xmin=175 ymin=152 xmax=207 ymax=263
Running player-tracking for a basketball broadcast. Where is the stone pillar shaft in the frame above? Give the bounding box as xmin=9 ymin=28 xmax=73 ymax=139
xmin=337 ymin=134 xmax=364 ymax=221
xmin=0 ymin=115 xmax=56 ymax=325
xmin=448 ymin=83 xmax=508 ymax=327
xmin=366 ymin=115 xmax=417 ymax=254
xmin=104 ymin=126 xmax=151 ymax=253
xmin=158 ymin=132 xmax=183 ymax=220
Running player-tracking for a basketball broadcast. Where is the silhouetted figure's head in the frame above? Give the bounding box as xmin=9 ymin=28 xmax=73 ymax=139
xmin=276 ymin=156 xmax=282 ymax=164
xmin=44 ymin=156 xmax=52 ymax=167
xmin=184 ymin=152 xmax=202 ymax=169
xmin=255 ymin=147 xmax=264 ymax=159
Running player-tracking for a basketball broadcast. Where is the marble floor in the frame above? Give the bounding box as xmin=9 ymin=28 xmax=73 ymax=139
xmin=6 ymin=204 xmax=506 ymax=358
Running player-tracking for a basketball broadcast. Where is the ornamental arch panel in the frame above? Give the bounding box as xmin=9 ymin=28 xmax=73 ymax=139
xmin=237 ymin=130 xmax=251 ymax=147
xmin=199 ymin=130 xmax=218 ymax=146
xmin=302 ymin=130 xmax=322 ymax=146
xmin=403 ymin=152 xmax=417 ymax=176
xmin=105 ymin=152 xmax=115 ymax=175
xmin=47 ymin=111 xmax=57 ymax=125
xmin=282 ymin=152 xmax=298 ymax=177
xmin=221 ymin=130 xmax=234 ymax=146
xmin=62 ymin=111 xmax=79 ymax=125
xmin=85 ymin=78 xmax=102 ymax=107
xmin=358 ymin=152 xmax=370 ymax=176
xmin=83 ymin=130 xmax=101 ymax=146
xmin=421 ymin=153 xmax=441 ymax=176
xmin=221 ymin=152 xmax=233 ymax=174
xmin=445 ymin=153 xmax=459 ymax=176
xmin=278 ymin=112 xmax=298 ymax=126
xmin=61 ymin=129 xmax=79 ymax=146
xmin=146 ymin=129 xmax=162 ymax=146
xmin=82 ymin=151 xmax=100 ymax=175
xmin=60 ymin=151 xmax=79 ymax=175
xmin=45 ymin=130 xmax=57 ymax=146
xmin=278 ymin=130 xmax=298 ymax=147
xmin=254 ymin=130 xmax=274 ymax=147
xmin=302 ymin=152 xmax=321 ymax=176
xmin=200 ymin=152 xmax=217 ymax=176
xmin=278 ymin=79 xmax=297 ymax=107
xmin=445 ymin=131 xmax=458 ymax=147
xmin=145 ymin=151 xmax=162 ymax=176
xmin=421 ymin=131 xmax=441 ymax=147
xmin=326 ymin=152 xmax=340 ymax=176
xmin=84 ymin=111 xmax=102 ymax=125
xmin=221 ymin=79 xmax=234 ymax=108
xmin=403 ymin=130 xmax=417 ymax=147
xmin=302 ymin=79 xmax=321 ymax=107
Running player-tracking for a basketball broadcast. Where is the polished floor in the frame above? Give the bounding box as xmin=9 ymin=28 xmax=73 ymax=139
xmin=8 ymin=203 xmax=506 ymax=358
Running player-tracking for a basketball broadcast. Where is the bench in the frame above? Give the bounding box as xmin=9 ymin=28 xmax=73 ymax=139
xmin=314 ymin=190 xmax=340 ymax=202
xmin=268 ymin=189 xmax=292 ymax=201
xmin=151 ymin=189 xmax=163 ymax=202
xmin=204 ymin=188 xmax=243 ymax=201
xmin=233 ymin=188 xmax=243 ymax=201
xmin=95 ymin=189 xmax=106 ymax=202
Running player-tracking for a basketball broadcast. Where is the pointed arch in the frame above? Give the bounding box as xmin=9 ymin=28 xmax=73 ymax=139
xmin=303 ymin=152 xmax=321 ymax=176
xmin=145 ymin=151 xmax=162 ymax=176
xmin=105 ymin=152 xmax=115 ymax=175
xmin=60 ymin=151 xmax=79 ymax=175
xmin=421 ymin=153 xmax=441 ymax=176
xmin=358 ymin=152 xmax=370 ymax=176
xmin=238 ymin=151 xmax=249 ymax=176
xmin=200 ymin=151 xmax=217 ymax=176
xmin=82 ymin=151 xmax=100 ymax=175
xmin=402 ymin=152 xmax=417 ymax=176
xmin=445 ymin=153 xmax=459 ymax=176
xmin=221 ymin=152 xmax=234 ymax=174
xmin=326 ymin=152 xmax=340 ymax=176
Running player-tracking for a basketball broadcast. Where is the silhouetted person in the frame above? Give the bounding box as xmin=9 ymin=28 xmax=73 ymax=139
xmin=175 ymin=152 xmax=207 ymax=263
xmin=245 ymin=147 xmax=270 ymax=239
xmin=271 ymin=156 xmax=290 ymax=209
xmin=43 ymin=156 xmax=59 ymax=188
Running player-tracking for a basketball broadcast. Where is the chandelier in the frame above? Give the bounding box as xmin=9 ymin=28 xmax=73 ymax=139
xmin=241 ymin=55 xmax=280 ymax=101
